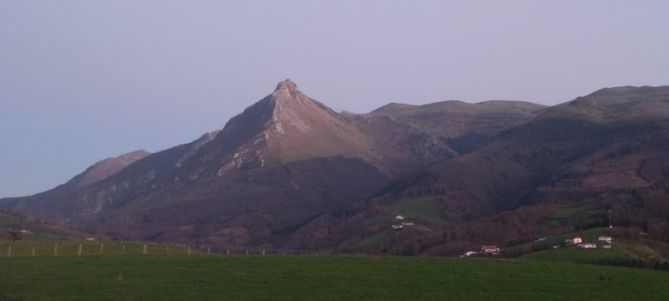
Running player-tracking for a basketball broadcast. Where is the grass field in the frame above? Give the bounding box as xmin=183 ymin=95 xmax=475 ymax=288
xmin=1 ymin=255 xmax=669 ymax=300
xmin=390 ymin=196 xmax=444 ymax=219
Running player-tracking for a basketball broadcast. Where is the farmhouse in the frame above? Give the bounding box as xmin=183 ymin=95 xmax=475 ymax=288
xmin=565 ymin=236 xmax=583 ymax=245
xmin=480 ymin=245 xmax=501 ymax=255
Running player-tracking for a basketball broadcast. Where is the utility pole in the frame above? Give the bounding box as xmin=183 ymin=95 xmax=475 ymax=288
xmin=608 ymin=209 xmax=613 ymax=229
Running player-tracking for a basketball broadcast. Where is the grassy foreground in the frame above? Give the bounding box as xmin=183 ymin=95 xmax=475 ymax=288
xmin=1 ymin=255 xmax=669 ymax=301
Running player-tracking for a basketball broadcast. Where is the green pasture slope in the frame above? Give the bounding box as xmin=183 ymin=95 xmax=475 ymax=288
xmin=1 ymin=255 xmax=669 ymax=300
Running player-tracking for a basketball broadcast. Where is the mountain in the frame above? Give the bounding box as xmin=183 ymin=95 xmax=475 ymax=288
xmin=0 ymin=80 xmax=542 ymax=247
xmin=73 ymin=150 xmax=151 ymax=188
xmin=1 ymin=150 xmax=150 ymax=219
xmin=369 ymin=100 xmax=545 ymax=152
xmin=289 ymin=86 xmax=669 ymax=254
xmin=5 ymin=81 xmax=665 ymax=255
xmin=347 ymin=99 xmax=545 ymax=176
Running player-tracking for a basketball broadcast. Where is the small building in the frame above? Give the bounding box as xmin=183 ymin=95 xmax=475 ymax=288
xmin=395 ymin=215 xmax=405 ymax=221
xmin=566 ymin=236 xmax=583 ymax=245
xmin=402 ymin=222 xmax=414 ymax=227
xmin=391 ymin=224 xmax=403 ymax=230
xmin=601 ymin=244 xmax=612 ymax=249
xmin=480 ymin=245 xmax=501 ymax=255
xmin=577 ymin=243 xmax=597 ymax=249
xmin=598 ymin=236 xmax=613 ymax=244
xmin=463 ymin=251 xmax=478 ymax=257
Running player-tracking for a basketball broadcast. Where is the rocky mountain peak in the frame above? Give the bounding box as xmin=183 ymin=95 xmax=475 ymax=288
xmin=270 ymin=79 xmax=305 ymax=104
xmin=265 ymin=79 xmax=342 ymax=134
xmin=274 ymin=79 xmax=298 ymax=93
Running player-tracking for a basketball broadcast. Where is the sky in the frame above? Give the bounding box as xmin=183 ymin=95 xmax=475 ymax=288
xmin=1 ymin=0 xmax=668 ymax=198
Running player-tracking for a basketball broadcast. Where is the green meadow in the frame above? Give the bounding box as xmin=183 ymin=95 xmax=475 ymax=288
xmin=1 ymin=253 xmax=669 ymax=301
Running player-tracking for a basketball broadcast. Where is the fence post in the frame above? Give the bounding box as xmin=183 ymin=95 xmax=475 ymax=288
xmin=245 ymin=249 xmax=249 ymax=256
xmin=262 ymin=249 xmax=266 ymax=256
xmin=6 ymin=245 xmax=11 ymax=258
xmin=226 ymin=249 xmax=230 ymax=255
xmin=98 ymin=243 xmax=104 ymax=255
xmin=122 ymin=245 xmax=126 ymax=255
xmin=143 ymin=244 xmax=147 ymax=255
xmin=77 ymin=244 xmax=83 ymax=256
xmin=207 ymin=246 xmax=210 ymax=255
xmin=187 ymin=246 xmax=191 ymax=256
xmin=53 ymin=243 xmax=58 ymax=256
xmin=165 ymin=245 xmax=169 ymax=255
xmin=31 ymin=245 xmax=36 ymax=257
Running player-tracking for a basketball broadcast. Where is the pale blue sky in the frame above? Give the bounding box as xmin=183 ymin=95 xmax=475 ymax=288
xmin=1 ymin=0 xmax=668 ymax=198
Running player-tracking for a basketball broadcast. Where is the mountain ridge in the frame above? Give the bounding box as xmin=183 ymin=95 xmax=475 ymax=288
xmin=2 ymin=82 xmax=667 ymax=254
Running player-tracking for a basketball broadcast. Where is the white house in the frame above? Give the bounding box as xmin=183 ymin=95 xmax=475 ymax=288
xmin=598 ymin=236 xmax=613 ymax=244
xmin=395 ymin=215 xmax=405 ymax=221
xmin=391 ymin=224 xmax=403 ymax=230
xmin=566 ymin=236 xmax=583 ymax=245
xmin=480 ymin=245 xmax=501 ymax=255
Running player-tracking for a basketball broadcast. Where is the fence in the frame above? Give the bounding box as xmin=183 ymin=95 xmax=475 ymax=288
xmin=0 ymin=240 xmax=332 ymax=258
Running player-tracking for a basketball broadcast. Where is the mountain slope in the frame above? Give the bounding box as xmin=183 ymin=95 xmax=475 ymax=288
xmin=72 ymin=150 xmax=151 ymax=188
xmin=408 ymin=86 xmax=669 ymax=215
xmin=7 ymin=80 xmax=648 ymax=252
xmin=369 ymin=100 xmax=545 ymax=152
xmin=2 ymin=150 xmax=150 ymax=219
xmin=0 ymin=80 xmax=397 ymax=245
xmin=286 ymin=86 xmax=669 ymax=254
xmin=370 ymin=99 xmax=544 ymax=137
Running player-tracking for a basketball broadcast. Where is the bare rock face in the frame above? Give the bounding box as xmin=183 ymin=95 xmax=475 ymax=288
xmin=262 ymin=79 xmax=380 ymax=165
xmin=175 ymin=130 xmax=220 ymax=168
xmin=209 ymin=79 xmax=384 ymax=177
